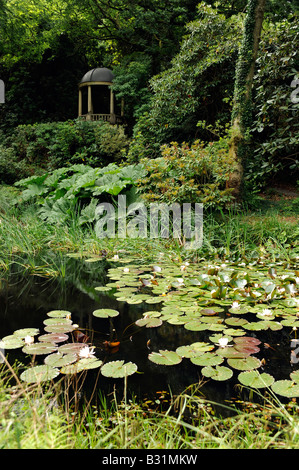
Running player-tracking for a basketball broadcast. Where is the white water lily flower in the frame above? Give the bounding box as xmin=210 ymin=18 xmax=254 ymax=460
xmin=24 ymin=336 xmax=34 ymax=345
xmin=123 ymin=267 xmax=130 ymax=273
xmin=252 ymin=290 xmax=262 ymax=297
xmin=218 ymin=337 xmax=229 ymax=348
xmin=231 ymin=301 xmax=240 ymax=309
xmin=260 ymin=308 xmax=273 ymax=317
xmin=112 ymin=254 xmax=119 ymax=261
xmin=289 ymin=284 xmax=297 ymax=294
xmin=79 ymin=346 xmax=96 ymax=359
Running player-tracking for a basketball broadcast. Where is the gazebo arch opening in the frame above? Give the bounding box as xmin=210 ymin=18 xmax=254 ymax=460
xmin=78 ymin=67 xmax=123 ymax=124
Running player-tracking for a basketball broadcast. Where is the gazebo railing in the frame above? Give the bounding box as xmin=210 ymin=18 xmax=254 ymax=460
xmin=79 ymin=113 xmax=122 ymax=124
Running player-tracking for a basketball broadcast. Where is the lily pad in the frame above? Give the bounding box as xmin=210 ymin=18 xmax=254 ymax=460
xmin=271 ymin=380 xmax=299 ymax=398
xmin=58 ymin=343 xmax=86 ymax=354
xmin=44 ymin=325 xmax=76 ymax=334
xmin=227 ymin=356 xmax=261 ymax=371
xmin=228 ymin=307 xmax=249 ymax=315
xmin=145 ymin=297 xmax=164 ymax=304
xmin=22 ymin=343 xmax=58 ymax=355
xmin=176 ymin=342 xmax=214 ymax=358
xmin=290 ymin=370 xmax=299 ymax=383
xmin=20 ymin=365 xmax=60 ymax=383
xmin=44 ymin=352 xmax=77 ymax=367
xmin=233 ymin=336 xmax=261 ymax=346
xmin=184 ymin=320 xmax=209 ymax=331
xmin=46 ymin=310 xmax=72 ymax=318
xmin=135 ymin=317 xmax=163 ymax=328
xmin=225 ymin=317 xmax=248 ymax=327
xmin=1 ymin=335 xmax=24 ymax=349
xmin=13 ymin=328 xmax=39 ymax=338
xmin=92 ymin=309 xmax=119 ymax=318
xmin=95 ymin=286 xmax=112 ymax=292
xmin=201 ymin=365 xmax=233 ymax=381
xmin=238 ymin=370 xmax=274 ymax=389
xmin=191 ymin=352 xmax=224 ymax=367
xmin=43 ymin=317 xmax=73 ymax=326
xmin=148 ymin=350 xmax=182 ymax=366
xmin=216 ymin=347 xmax=249 ymax=359
xmin=38 ymin=333 xmax=69 ymax=344
xmin=101 ymin=360 xmax=137 ymax=378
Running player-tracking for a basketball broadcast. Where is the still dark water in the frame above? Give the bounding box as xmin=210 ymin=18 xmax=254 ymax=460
xmin=0 ymin=256 xmax=295 ymax=410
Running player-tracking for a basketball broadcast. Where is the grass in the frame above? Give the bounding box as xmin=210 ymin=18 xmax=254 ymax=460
xmin=0 ymin=183 xmax=298 ymax=449
xmin=1 ymin=360 xmax=299 ymax=449
xmin=0 ymin=185 xmax=298 ymax=278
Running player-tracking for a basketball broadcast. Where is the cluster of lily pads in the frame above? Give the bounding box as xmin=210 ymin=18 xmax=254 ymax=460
xmin=100 ymin=255 xmax=299 ymax=397
xmin=0 ymin=309 xmax=137 ymax=384
xmin=1 ymin=254 xmax=298 ymax=398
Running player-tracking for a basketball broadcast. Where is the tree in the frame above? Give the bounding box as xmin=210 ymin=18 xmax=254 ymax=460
xmin=227 ymin=0 xmax=266 ymax=197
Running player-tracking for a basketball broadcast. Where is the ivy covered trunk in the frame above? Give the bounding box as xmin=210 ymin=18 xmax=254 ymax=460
xmin=228 ymin=0 xmax=266 ymax=197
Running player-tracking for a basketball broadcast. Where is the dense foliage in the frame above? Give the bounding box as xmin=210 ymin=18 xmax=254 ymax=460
xmin=0 ymin=120 xmax=129 ymax=183
xmin=14 ymin=162 xmax=145 ymax=225
xmin=137 ymin=139 xmax=236 ymax=208
xmin=0 ymin=0 xmax=298 ymax=199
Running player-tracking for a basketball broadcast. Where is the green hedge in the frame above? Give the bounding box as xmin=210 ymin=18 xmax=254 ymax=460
xmin=1 ymin=120 xmax=129 ymax=182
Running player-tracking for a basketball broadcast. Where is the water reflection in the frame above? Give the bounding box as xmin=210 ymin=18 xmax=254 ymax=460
xmin=0 ymin=256 xmax=296 ymax=408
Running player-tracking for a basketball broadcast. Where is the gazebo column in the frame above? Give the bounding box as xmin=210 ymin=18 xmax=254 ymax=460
xmin=109 ymin=89 xmax=116 ymax=124
xmin=110 ymin=89 xmax=115 ymax=115
xmin=87 ymin=85 xmax=93 ymax=119
xmin=78 ymin=88 xmax=82 ymax=116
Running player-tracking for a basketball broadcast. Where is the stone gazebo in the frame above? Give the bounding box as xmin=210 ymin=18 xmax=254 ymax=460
xmin=78 ymin=67 xmax=123 ymax=124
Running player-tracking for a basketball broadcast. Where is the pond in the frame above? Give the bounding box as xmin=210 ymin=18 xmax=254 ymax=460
xmin=0 ymin=252 xmax=298 ymax=408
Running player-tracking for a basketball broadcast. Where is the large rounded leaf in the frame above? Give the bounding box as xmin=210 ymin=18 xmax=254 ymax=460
xmin=184 ymin=320 xmax=209 ymax=331
xmin=92 ymin=309 xmax=119 ymax=318
xmin=227 ymin=356 xmax=261 ymax=371
xmin=13 ymin=328 xmax=39 ymax=338
xmin=38 ymin=333 xmax=69 ymax=344
xmin=1 ymin=335 xmax=24 ymax=349
xmin=46 ymin=310 xmax=72 ymax=318
xmin=238 ymin=371 xmax=274 ymax=389
xmin=271 ymin=380 xmax=299 ymax=398
xmin=135 ymin=317 xmax=163 ymax=328
xmin=43 ymin=318 xmax=73 ymax=326
xmin=44 ymin=325 xmax=76 ymax=334
xmin=176 ymin=342 xmax=214 ymax=358
xmin=191 ymin=353 xmax=224 ymax=367
xmin=58 ymin=343 xmax=86 ymax=354
xmin=20 ymin=365 xmax=60 ymax=383
xmin=290 ymin=370 xmax=299 ymax=383
xmin=61 ymin=357 xmax=103 ymax=374
xmin=148 ymin=350 xmax=182 ymax=366
xmin=44 ymin=352 xmax=77 ymax=367
xmin=201 ymin=365 xmax=233 ymax=381
xmin=22 ymin=343 xmax=58 ymax=355
xmin=101 ymin=360 xmax=137 ymax=378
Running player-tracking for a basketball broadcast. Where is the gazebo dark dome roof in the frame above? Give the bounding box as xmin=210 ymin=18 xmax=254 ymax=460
xmin=80 ymin=67 xmax=114 ymax=84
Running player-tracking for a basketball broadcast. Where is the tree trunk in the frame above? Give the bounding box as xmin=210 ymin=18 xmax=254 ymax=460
xmin=227 ymin=0 xmax=266 ymax=198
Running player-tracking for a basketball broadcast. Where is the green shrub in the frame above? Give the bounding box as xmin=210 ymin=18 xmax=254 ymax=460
xmin=0 ymin=145 xmax=32 ymax=184
xmin=4 ymin=120 xmax=129 ymax=171
xmin=136 ymin=139 xmax=236 ymax=208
